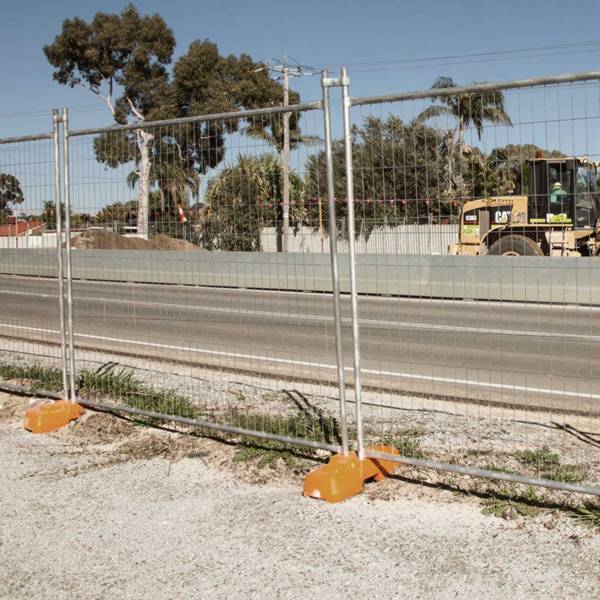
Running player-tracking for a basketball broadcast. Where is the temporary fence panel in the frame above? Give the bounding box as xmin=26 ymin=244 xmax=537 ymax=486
xmin=62 ymin=98 xmax=349 ymax=454
xmin=0 ymin=118 xmax=70 ymax=401
xmin=339 ymin=70 xmax=600 ymax=495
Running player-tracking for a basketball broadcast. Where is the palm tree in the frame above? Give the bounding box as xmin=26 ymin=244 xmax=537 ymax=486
xmin=416 ymin=77 xmax=512 ymax=196
xmin=200 ymin=154 xmax=304 ymax=251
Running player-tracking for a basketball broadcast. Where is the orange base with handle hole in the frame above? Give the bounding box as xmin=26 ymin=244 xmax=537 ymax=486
xmin=303 ymin=445 xmax=401 ymax=503
xmin=25 ymin=400 xmax=82 ymax=433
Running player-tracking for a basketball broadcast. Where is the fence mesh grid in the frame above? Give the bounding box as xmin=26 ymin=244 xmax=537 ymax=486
xmin=0 ymin=135 xmax=68 ymax=389
xmin=347 ymin=78 xmax=600 ymax=493
xmin=65 ymin=106 xmax=345 ymax=451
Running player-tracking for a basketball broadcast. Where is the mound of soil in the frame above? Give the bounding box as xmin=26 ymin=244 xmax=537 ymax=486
xmin=71 ymin=230 xmax=202 ymax=251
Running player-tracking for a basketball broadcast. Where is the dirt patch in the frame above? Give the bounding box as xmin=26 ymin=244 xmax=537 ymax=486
xmin=58 ymin=409 xmax=313 ymax=486
xmin=0 ymin=393 xmax=30 ymax=421
xmin=71 ymin=230 xmax=202 ymax=251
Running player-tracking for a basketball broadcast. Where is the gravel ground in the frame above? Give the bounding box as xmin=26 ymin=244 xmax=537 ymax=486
xmin=1 ymin=393 xmax=599 ymax=599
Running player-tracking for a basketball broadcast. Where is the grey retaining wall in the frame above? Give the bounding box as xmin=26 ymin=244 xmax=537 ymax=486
xmin=0 ymin=249 xmax=596 ymax=305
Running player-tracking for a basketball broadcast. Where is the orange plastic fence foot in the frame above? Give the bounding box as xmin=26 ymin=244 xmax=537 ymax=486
xmin=303 ymin=452 xmax=364 ymax=503
xmin=24 ymin=400 xmax=83 ymax=433
xmin=303 ymin=445 xmax=401 ymax=503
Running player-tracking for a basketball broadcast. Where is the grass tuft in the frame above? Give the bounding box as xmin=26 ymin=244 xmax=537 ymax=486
xmin=481 ymin=497 xmax=540 ymax=519
xmin=377 ymin=427 xmax=428 ymax=459
xmin=232 ymin=442 xmax=307 ymax=470
xmin=77 ymin=366 xmax=199 ymax=419
xmin=228 ymin=407 xmax=340 ymax=446
xmin=541 ymin=465 xmax=589 ymax=484
xmin=513 ymin=445 xmax=588 ymax=484
xmin=570 ymin=501 xmax=600 ymax=530
xmin=514 ymin=446 xmax=560 ymax=468
xmin=0 ymin=363 xmax=64 ymax=392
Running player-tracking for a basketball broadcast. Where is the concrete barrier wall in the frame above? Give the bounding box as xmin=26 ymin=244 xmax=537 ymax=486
xmin=0 ymin=249 xmax=597 ymax=305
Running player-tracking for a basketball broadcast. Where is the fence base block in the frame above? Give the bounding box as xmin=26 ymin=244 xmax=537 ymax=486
xmin=303 ymin=445 xmax=400 ymax=503
xmin=24 ymin=400 xmax=82 ymax=433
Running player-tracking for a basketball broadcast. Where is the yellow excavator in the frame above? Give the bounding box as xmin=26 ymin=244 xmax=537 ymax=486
xmin=449 ymin=157 xmax=600 ymax=256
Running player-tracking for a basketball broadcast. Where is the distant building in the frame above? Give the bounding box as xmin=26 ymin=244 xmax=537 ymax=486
xmin=0 ymin=220 xmax=45 ymax=237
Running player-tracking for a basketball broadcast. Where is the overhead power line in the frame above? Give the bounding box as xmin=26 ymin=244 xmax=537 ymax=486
xmin=312 ymin=39 xmax=600 ymax=72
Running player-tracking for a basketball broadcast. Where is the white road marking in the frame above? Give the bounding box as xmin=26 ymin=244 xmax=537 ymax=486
xmin=1 ymin=322 xmax=598 ymax=400
xmin=1 ymin=288 xmax=599 ymax=342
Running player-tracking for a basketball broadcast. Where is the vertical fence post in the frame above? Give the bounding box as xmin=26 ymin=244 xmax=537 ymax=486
xmin=52 ymin=109 xmax=69 ymax=400
xmin=62 ymin=108 xmax=76 ymax=402
xmin=340 ymin=68 xmax=365 ymax=459
xmin=321 ymin=70 xmax=349 ymax=455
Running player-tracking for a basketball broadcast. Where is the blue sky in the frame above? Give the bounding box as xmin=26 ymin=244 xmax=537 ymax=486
xmin=3 ymin=0 xmax=600 ymax=214
xmin=2 ymin=0 xmax=600 ymax=136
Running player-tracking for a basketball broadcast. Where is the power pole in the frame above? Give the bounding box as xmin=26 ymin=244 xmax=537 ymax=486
xmin=265 ymin=58 xmax=303 ymax=253
xmin=282 ymin=63 xmax=290 ymax=253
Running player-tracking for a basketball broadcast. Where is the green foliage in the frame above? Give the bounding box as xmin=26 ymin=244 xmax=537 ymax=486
xmin=229 ymin=406 xmax=340 ymax=446
xmin=77 ymin=365 xmax=198 ymax=419
xmin=45 ymin=5 xmax=302 ymax=234
xmin=514 ymin=446 xmax=560 ymax=468
xmin=377 ymin=426 xmax=428 ymax=459
xmin=200 ymin=154 xmax=304 ymax=250
xmin=232 ymin=442 xmax=307 ymax=470
xmin=44 ymin=4 xmax=175 ymax=121
xmin=513 ymin=445 xmax=588 ymax=484
xmin=417 ymin=76 xmax=512 ymax=140
xmin=0 ymin=359 xmax=333 ymax=471
xmin=0 ymin=363 xmax=64 ymax=392
xmin=570 ymin=501 xmax=600 ymax=530
xmin=231 ymin=407 xmax=340 ymax=470
xmin=94 ymin=200 xmax=139 ymax=229
xmin=0 ymin=173 xmax=24 ymax=219
xmin=541 ymin=465 xmax=589 ymax=484
xmin=481 ymin=497 xmax=540 ymax=519
xmin=304 ymin=116 xmax=446 ymax=238
xmin=415 ymin=76 xmax=512 ymax=201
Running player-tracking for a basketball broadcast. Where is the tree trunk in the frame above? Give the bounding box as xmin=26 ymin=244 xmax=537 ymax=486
xmin=136 ymin=129 xmax=154 ymax=238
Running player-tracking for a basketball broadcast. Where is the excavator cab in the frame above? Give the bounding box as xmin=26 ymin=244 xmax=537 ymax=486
xmin=521 ymin=158 xmax=600 ymax=229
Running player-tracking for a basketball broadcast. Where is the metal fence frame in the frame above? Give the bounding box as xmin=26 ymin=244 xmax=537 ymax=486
xmin=339 ymin=68 xmax=600 ymax=496
xmin=61 ymin=94 xmax=351 ymax=456
xmin=0 ymin=119 xmax=72 ymax=402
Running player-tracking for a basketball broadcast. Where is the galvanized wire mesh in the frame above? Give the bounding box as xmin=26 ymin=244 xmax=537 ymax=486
xmin=343 ymin=74 xmax=600 ymax=494
xmin=0 ymin=69 xmax=599 ymax=497
xmin=0 ymin=132 xmax=68 ymax=394
xmin=62 ymin=104 xmax=347 ymax=452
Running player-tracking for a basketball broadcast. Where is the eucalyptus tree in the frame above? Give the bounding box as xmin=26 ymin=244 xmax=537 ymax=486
xmin=44 ymin=4 xmax=299 ymax=237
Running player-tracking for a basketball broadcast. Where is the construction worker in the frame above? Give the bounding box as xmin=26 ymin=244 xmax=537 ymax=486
xmin=550 ymin=181 xmax=567 ymax=204
xmin=548 ymin=180 xmax=569 ymax=223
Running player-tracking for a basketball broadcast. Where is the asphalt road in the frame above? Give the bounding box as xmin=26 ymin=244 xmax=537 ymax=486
xmin=1 ymin=274 xmax=600 ymax=412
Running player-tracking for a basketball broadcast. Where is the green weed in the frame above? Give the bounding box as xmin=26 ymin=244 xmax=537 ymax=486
xmin=481 ymin=497 xmax=540 ymax=519
xmin=570 ymin=501 xmax=600 ymax=530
